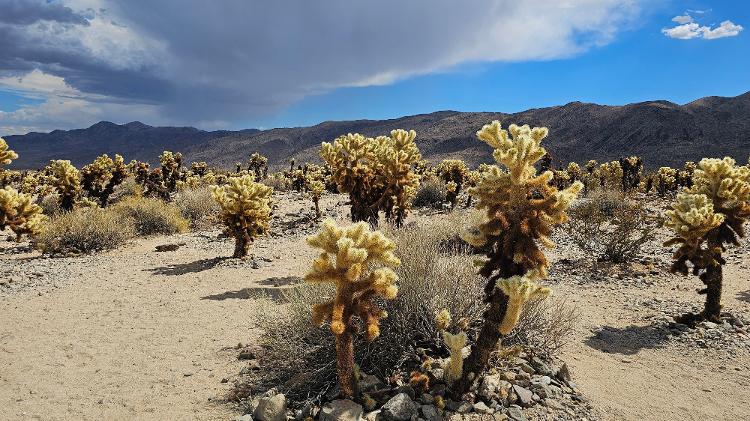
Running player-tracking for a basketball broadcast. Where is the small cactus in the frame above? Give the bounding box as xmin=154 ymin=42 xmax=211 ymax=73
xmin=305 ymin=219 xmax=400 ymax=398
xmin=211 ymin=175 xmax=273 ymax=258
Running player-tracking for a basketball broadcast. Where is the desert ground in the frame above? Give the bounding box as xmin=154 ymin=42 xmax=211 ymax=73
xmin=1 ymin=192 xmax=749 ymax=421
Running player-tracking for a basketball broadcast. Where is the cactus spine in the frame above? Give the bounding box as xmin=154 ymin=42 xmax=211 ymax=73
xmin=305 ymin=219 xmax=400 ymax=398
xmin=665 ymin=157 xmax=750 ymax=324
xmin=454 ymin=121 xmax=581 ymax=394
xmin=211 ymin=175 xmax=273 ymax=258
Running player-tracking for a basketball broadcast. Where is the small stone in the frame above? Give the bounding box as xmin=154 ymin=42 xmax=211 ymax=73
xmin=501 ymin=372 xmax=516 ymax=382
xmin=253 ymin=394 xmax=287 ymax=421
xmin=381 ymin=393 xmax=418 ymax=421
xmin=235 ymin=415 xmax=253 ymax=421
xmin=519 ymin=362 xmax=535 ymax=374
xmin=420 ymin=405 xmax=440 ymax=421
xmin=512 ymin=385 xmax=534 ymax=407
xmin=364 ymin=410 xmax=380 ymax=421
xmin=319 ymin=399 xmax=363 ymax=421
xmin=555 ymin=364 xmax=571 ymax=383
xmin=530 ymin=357 xmax=552 ymax=376
xmin=543 ymin=398 xmax=564 ymax=410
xmin=456 ymin=401 xmax=472 ymax=414
xmin=359 ymin=373 xmax=385 ymax=392
xmin=703 ymin=321 xmax=718 ymax=329
xmin=421 ymin=393 xmax=434 ymax=404
xmin=473 ymin=401 xmax=492 ymax=414
xmin=506 ymin=406 xmax=527 ymax=421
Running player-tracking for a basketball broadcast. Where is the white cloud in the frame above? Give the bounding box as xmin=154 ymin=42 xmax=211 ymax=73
xmin=663 ymin=12 xmax=743 ymax=40
xmin=1 ymin=0 xmax=645 ymax=134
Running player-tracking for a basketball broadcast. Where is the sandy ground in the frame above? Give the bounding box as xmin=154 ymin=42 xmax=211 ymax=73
xmin=1 ymin=192 xmax=749 ymax=421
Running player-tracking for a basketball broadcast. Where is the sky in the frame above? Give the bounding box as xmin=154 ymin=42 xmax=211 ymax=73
xmin=0 ymin=0 xmax=747 ymax=135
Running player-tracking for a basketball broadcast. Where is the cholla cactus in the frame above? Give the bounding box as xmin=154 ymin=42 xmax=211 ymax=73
xmin=677 ymin=161 xmax=696 ymax=188
xmin=664 ymin=157 xmax=750 ymax=324
xmin=442 ymin=330 xmax=467 ymax=384
xmin=0 ymin=138 xmax=18 ymax=169
xmin=599 ymin=160 xmax=623 ymax=190
xmin=248 ymin=152 xmax=269 ymax=179
xmin=620 ymin=156 xmax=643 ymax=192
xmin=46 ymin=160 xmax=82 ymax=211
xmin=455 ymin=121 xmax=581 ymax=394
xmin=655 ymin=166 xmax=677 ymax=196
xmin=159 ymin=151 xmax=183 ymax=193
xmin=0 ymin=186 xmax=47 ymax=241
xmin=81 ymin=154 xmax=129 ymax=206
xmin=305 ymin=219 xmax=400 ymax=398
xmin=190 ymin=161 xmax=208 ymax=177
xmin=436 ymin=159 xmax=469 ymax=208
xmin=211 ymin=175 xmax=273 ymax=258
xmin=375 ymin=129 xmax=421 ymax=226
xmin=307 ymin=177 xmax=325 ymax=219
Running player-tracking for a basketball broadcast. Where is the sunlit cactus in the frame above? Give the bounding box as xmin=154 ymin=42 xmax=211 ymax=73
xmin=159 ymin=151 xmax=183 ymax=193
xmin=620 ymin=156 xmax=643 ymax=192
xmin=599 ymin=160 xmax=623 ymax=190
xmin=656 ymin=166 xmax=678 ymax=196
xmin=305 ymin=219 xmax=400 ymax=398
xmin=677 ymin=161 xmax=696 ymax=188
xmin=307 ymin=176 xmax=325 ymax=219
xmin=436 ymin=159 xmax=469 ymax=208
xmin=211 ymin=174 xmax=273 ymax=258
xmin=455 ymin=121 xmax=581 ymax=394
xmin=442 ymin=330 xmax=467 ymax=384
xmin=248 ymin=152 xmax=269 ymax=179
xmin=46 ymin=160 xmax=83 ymax=211
xmin=374 ymin=129 xmax=421 ymax=226
xmin=664 ymin=157 xmax=750 ymax=324
xmin=0 ymin=186 xmax=47 ymax=241
xmin=81 ymin=154 xmax=129 ymax=206
xmin=566 ymin=162 xmax=583 ymax=183
xmin=190 ymin=161 xmax=209 ymax=177
xmin=0 ymin=138 xmax=18 ymax=169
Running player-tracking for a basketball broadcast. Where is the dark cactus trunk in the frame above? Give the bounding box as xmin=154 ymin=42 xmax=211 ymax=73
xmin=701 ymin=264 xmax=723 ymax=322
xmin=233 ymin=231 xmax=251 ymax=258
xmin=335 ymin=328 xmax=357 ymax=399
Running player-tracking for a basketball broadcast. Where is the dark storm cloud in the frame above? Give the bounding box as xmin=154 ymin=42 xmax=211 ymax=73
xmin=0 ymin=0 xmax=89 ymax=26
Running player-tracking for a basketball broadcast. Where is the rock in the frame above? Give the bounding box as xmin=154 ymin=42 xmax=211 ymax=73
xmin=456 ymin=401 xmax=472 ymax=414
xmin=512 ymin=385 xmax=534 ymax=408
xmin=518 ymin=362 xmax=535 ymax=374
xmin=530 ymin=357 xmax=552 ymax=376
xmin=506 ymin=406 xmax=527 ymax=421
xmin=536 ymin=385 xmax=562 ymax=399
xmin=319 ymin=399 xmax=363 ymax=421
xmin=501 ymin=372 xmax=516 ymax=382
xmin=359 ymin=373 xmax=385 ymax=392
xmin=473 ymin=401 xmax=492 ymax=414
xmin=253 ymin=394 xmax=287 ymax=421
xmin=380 ymin=393 xmax=418 ymax=421
xmin=703 ymin=321 xmax=718 ymax=329
xmin=421 ymin=393 xmax=434 ymax=404
xmin=555 ymin=363 xmax=572 ymax=383
xmin=235 ymin=415 xmax=253 ymax=421
xmin=543 ymin=398 xmax=564 ymax=410
xmin=479 ymin=374 xmax=502 ymax=401
xmin=530 ymin=376 xmax=551 ymax=387
xmin=420 ymin=404 xmax=441 ymax=421
xmin=364 ymin=410 xmax=380 ymax=421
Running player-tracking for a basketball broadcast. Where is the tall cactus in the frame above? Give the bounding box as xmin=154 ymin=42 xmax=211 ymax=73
xmin=46 ymin=160 xmax=82 ymax=211
xmin=81 ymin=154 xmax=129 ymax=206
xmin=0 ymin=186 xmax=47 ymax=241
xmin=665 ymin=157 xmax=750 ymax=324
xmin=211 ymin=175 xmax=273 ymax=258
xmin=305 ymin=219 xmax=400 ymax=398
xmin=454 ymin=121 xmax=581 ymax=394
xmin=436 ymin=159 xmax=469 ymax=208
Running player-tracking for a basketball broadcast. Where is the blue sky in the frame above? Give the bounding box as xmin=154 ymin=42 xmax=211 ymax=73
xmin=0 ymin=0 xmax=747 ymax=134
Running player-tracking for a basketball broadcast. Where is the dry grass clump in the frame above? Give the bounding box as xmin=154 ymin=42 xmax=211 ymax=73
xmin=563 ymin=189 xmax=656 ymax=263
xmin=38 ymin=194 xmax=62 ymax=217
xmin=108 ymin=177 xmax=141 ymax=204
xmin=174 ymin=186 xmax=218 ymax=229
xmin=243 ymin=211 xmax=576 ymax=404
xmin=35 ymin=208 xmax=135 ymax=254
xmin=412 ymin=177 xmax=447 ymax=209
xmin=112 ymin=196 xmax=188 ymax=236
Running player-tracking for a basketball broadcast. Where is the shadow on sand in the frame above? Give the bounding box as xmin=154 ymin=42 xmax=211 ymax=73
xmin=200 ymin=276 xmax=303 ymax=302
xmin=584 ymin=323 xmax=672 ymax=355
xmin=737 ymin=290 xmax=750 ymax=303
xmin=149 ymin=256 xmax=229 ymax=276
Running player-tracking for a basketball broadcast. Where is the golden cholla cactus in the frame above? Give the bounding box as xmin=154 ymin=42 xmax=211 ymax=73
xmin=307 ymin=178 xmax=325 ymax=219
xmin=0 ymin=138 xmax=19 ymax=168
xmin=496 ymin=272 xmax=552 ymax=334
xmin=436 ymin=159 xmax=469 ymax=208
xmin=435 ymin=308 xmax=452 ymax=331
xmin=455 ymin=121 xmax=581 ymax=394
xmin=620 ymin=156 xmax=643 ymax=192
xmin=305 ymin=219 xmax=400 ymax=398
xmin=599 ymin=160 xmax=623 ymax=190
xmin=442 ymin=330 xmax=467 ymax=384
xmin=211 ymin=174 xmax=273 ymax=258
xmin=159 ymin=151 xmax=183 ymax=193
xmin=664 ymin=157 xmax=750 ymax=324
xmin=46 ymin=160 xmax=82 ymax=211
xmin=566 ymin=162 xmax=582 ymax=182
xmin=0 ymin=186 xmax=47 ymax=241
xmin=81 ymin=154 xmax=129 ymax=206
xmin=655 ymin=166 xmax=677 ymax=196
xmin=248 ymin=152 xmax=269 ymax=179
xmin=375 ymin=129 xmax=422 ymax=226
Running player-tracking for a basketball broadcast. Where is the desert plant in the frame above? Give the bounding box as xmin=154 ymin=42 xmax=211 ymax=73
xmin=211 ymin=174 xmax=273 ymax=258
xmin=455 ymin=121 xmax=582 ymax=394
xmin=563 ymin=189 xmax=655 ymax=263
xmin=304 ymin=219 xmax=401 ymax=398
xmin=412 ymin=176 xmax=447 ymax=209
xmin=655 ymin=166 xmax=677 ymax=196
xmin=664 ymin=157 xmax=750 ymax=324
xmin=35 ymin=207 xmax=135 ymax=254
xmin=0 ymin=186 xmax=47 ymax=241
xmin=81 ymin=154 xmax=130 ymax=207
xmin=375 ymin=129 xmax=422 ymax=226
xmin=307 ymin=178 xmax=325 ymax=219
xmin=112 ymin=196 xmax=188 ymax=235
xmin=620 ymin=156 xmax=643 ymax=192
xmin=45 ymin=160 xmax=83 ymax=211
xmin=248 ymin=152 xmax=269 ymax=179
xmin=0 ymin=138 xmax=18 ymax=170
xmin=435 ymin=159 xmax=469 ymax=208
xmin=174 ymin=186 xmax=218 ymax=229
xmin=159 ymin=151 xmax=183 ymax=193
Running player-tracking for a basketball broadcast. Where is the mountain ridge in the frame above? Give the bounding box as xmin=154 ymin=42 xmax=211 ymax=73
xmin=5 ymin=92 xmax=750 ymax=169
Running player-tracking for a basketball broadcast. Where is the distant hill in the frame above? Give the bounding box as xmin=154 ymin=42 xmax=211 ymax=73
xmin=5 ymin=92 xmax=750 ymax=170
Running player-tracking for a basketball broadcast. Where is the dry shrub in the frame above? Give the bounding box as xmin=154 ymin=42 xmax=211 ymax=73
xmin=174 ymin=186 xmax=218 ymax=229
xmin=38 ymin=193 xmax=62 ymax=217
xmin=503 ymin=298 xmax=578 ymax=356
xmin=563 ymin=189 xmax=655 ymax=263
xmin=412 ymin=177 xmax=447 ymax=209
xmin=243 ymin=211 xmax=576 ymax=405
xmin=35 ymin=208 xmax=135 ymax=254
xmin=112 ymin=196 xmax=188 ymax=235
xmin=108 ymin=177 xmax=141 ymax=204
xmin=262 ymin=174 xmax=291 ymax=192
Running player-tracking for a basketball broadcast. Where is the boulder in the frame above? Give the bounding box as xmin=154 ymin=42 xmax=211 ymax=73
xmin=380 ymin=393 xmax=418 ymax=421
xmin=320 ymin=399 xmax=363 ymax=421
xmin=253 ymin=394 xmax=287 ymax=421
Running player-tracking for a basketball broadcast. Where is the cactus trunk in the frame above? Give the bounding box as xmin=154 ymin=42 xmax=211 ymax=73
xmin=701 ymin=264 xmax=723 ymax=323
xmin=233 ymin=231 xmax=251 ymax=258
xmin=335 ymin=327 xmax=357 ymax=399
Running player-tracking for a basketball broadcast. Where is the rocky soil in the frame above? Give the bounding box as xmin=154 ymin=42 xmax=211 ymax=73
xmin=1 ymin=192 xmax=749 ymax=420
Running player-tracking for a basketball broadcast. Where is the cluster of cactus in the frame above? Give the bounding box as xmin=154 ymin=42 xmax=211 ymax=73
xmin=130 ymin=151 xmax=189 ymax=199
xmin=81 ymin=154 xmax=129 ymax=206
xmin=435 ymin=159 xmax=469 ymax=208
xmin=305 ymin=219 xmax=400 ymax=398
xmin=620 ymin=156 xmax=643 ymax=192
xmin=455 ymin=121 xmax=581 ymax=394
xmin=654 ymin=166 xmax=678 ymax=196
xmin=303 ymin=165 xmax=327 ymax=219
xmin=211 ymin=174 xmax=273 ymax=258
xmin=44 ymin=160 xmax=83 ymax=211
xmin=0 ymin=138 xmax=18 ymax=171
xmin=321 ymin=129 xmax=421 ymax=226
xmin=664 ymin=157 xmax=750 ymax=324
xmin=0 ymin=186 xmax=47 ymax=241
xmin=248 ymin=152 xmax=269 ymax=179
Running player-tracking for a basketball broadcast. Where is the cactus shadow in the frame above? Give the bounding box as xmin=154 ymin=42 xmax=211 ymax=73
xmin=737 ymin=290 xmax=750 ymax=303
xmin=584 ymin=323 xmax=672 ymax=355
xmin=149 ymin=256 xmax=229 ymax=276
xmin=200 ymin=278 xmax=302 ymax=303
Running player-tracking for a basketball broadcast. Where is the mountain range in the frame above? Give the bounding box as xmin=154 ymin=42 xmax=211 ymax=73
xmin=4 ymin=92 xmax=750 ymax=170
